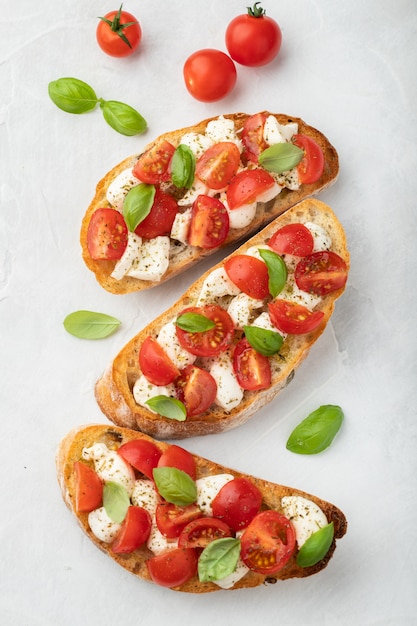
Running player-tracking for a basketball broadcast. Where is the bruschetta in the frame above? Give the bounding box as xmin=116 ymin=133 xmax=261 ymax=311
xmin=56 ymin=424 xmax=347 ymax=592
xmin=95 ymin=198 xmax=349 ymax=439
xmin=81 ymin=111 xmax=339 ymax=294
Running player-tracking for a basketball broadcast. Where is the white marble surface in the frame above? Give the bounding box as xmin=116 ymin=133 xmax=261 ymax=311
xmin=1 ymin=1 xmax=416 ymax=624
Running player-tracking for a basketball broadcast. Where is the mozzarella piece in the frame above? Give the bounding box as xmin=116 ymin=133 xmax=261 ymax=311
xmin=305 ymin=222 xmax=333 ymax=251
xmin=272 ymin=168 xmax=300 ymax=190
xmin=147 ymin=524 xmax=179 ymax=555
xmin=110 ymin=231 xmax=142 ymax=280
xmin=263 ymin=116 xmax=298 ymax=145
xmin=251 ymin=311 xmax=286 ymax=337
xmin=278 ymin=275 xmax=322 ymax=310
xmin=131 ymin=480 xmax=159 ymax=516
xmin=179 ymin=133 xmax=213 ymax=159
xmin=196 ymin=474 xmax=234 ymax=516
xmin=126 ymin=236 xmax=170 ymax=281
xmin=88 ymin=507 xmax=121 ymax=543
xmin=157 ymin=321 xmax=197 ymax=369
xmin=170 ymin=208 xmax=191 ymax=244
xmin=255 ymin=181 xmax=282 ymax=204
xmin=213 ymin=557 xmax=250 ymax=589
xmin=205 ymin=116 xmax=243 ymax=152
xmin=197 ymin=267 xmax=240 ymax=305
xmin=82 ymin=443 xmax=135 ymax=495
xmin=106 ymin=167 xmax=141 ymax=211
xmin=244 ymin=244 xmax=272 ymax=261
xmin=227 ymin=293 xmax=264 ymax=329
xmin=177 ymin=178 xmax=209 ymax=207
xmin=223 ymin=197 xmax=257 ymax=229
xmin=281 ymin=496 xmax=328 ymax=548
xmin=210 ymin=353 xmax=243 ymax=411
xmin=133 ymin=375 xmax=176 ymax=411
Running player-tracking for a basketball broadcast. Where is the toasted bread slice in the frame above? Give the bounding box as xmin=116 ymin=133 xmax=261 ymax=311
xmin=80 ymin=112 xmax=339 ymax=294
xmin=56 ymin=424 xmax=347 ymax=593
xmin=95 ymin=199 xmax=349 ymax=439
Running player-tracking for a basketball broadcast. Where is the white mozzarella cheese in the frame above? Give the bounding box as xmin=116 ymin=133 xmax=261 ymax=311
xmin=205 ymin=116 xmax=243 ymax=152
xmin=126 ymin=236 xmax=170 ymax=281
xmin=179 ymin=133 xmax=213 ymax=158
xmin=157 ymin=321 xmax=197 ymax=369
xmin=147 ymin=524 xmax=179 ymax=555
xmin=278 ymin=275 xmax=322 ymax=310
xmin=82 ymin=443 xmax=135 ymax=495
xmin=227 ymin=293 xmax=264 ymax=329
xmin=305 ymin=222 xmax=333 ymax=251
xmin=210 ymin=353 xmax=243 ymax=411
xmin=196 ymin=474 xmax=234 ymax=516
xmin=106 ymin=167 xmax=141 ymax=211
xmin=197 ymin=267 xmax=241 ymax=305
xmin=272 ymin=168 xmax=300 ymax=190
xmin=88 ymin=507 xmax=121 ymax=543
xmin=213 ymin=557 xmax=250 ymax=589
xmin=222 ymin=195 xmax=258 ymax=229
xmin=131 ymin=480 xmax=159 ymax=517
xmin=170 ymin=208 xmax=191 ymax=244
xmin=110 ymin=231 xmax=142 ymax=280
xmin=251 ymin=311 xmax=285 ymax=336
xmin=133 ymin=375 xmax=176 ymax=411
xmin=177 ymin=179 xmax=209 ymax=206
xmin=244 ymin=244 xmax=272 ymax=260
xmin=263 ymin=116 xmax=286 ymax=144
xmin=281 ymin=496 xmax=328 ymax=547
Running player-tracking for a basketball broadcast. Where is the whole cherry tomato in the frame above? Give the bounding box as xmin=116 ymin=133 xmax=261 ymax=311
xmin=183 ymin=49 xmax=237 ymax=102
xmin=96 ymin=4 xmax=142 ymax=57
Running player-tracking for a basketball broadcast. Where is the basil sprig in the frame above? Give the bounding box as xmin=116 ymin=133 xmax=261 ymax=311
xmin=103 ymin=481 xmax=130 ymax=523
xmin=171 ymin=144 xmax=196 ymax=189
xmin=286 ymin=405 xmax=344 ymax=455
xmin=48 ymin=77 xmax=147 ymax=136
xmin=244 ymin=325 xmax=283 ymax=356
xmin=63 ymin=310 xmax=121 ymax=339
xmin=198 ymin=538 xmax=241 ymax=583
xmin=123 ymin=184 xmax=156 ymax=231
xmin=296 ymin=523 xmax=334 ymax=568
xmin=259 ymin=143 xmax=304 ymax=173
xmin=175 ymin=312 xmax=215 ymax=333
xmin=145 ymin=395 xmax=187 ymax=421
xmin=259 ymin=248 xmax=287 ymax=297
xmin=153 ymin=467 xmax=197 ymax=506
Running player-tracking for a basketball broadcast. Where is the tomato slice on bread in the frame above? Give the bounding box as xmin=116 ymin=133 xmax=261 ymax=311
xmin=195 ymin=142 xmax=241 ymax=190
xmin=155 ymin=502 xmax=203 ymax=538
xmin=133 ymin=139 xmax=175 ymax=184
xmin=226 ymin=168 xmax=276 ymax=209
xmin=268 ymin=223 xmax=314 ymax=257
xmin=178 ymin=517 xmax=233 ymax=549
xmin=211 ymin=477 xmax=262 ymax=532
xmin=176 ymin=365 xmax=217 ymax=418
xmin=293 ymin=134 xmax=324 ymax=184
xmin=134 ymin=188 xmax=178 ymax=239
xmin=139 ymin=337 xmax=180 ymax=386
xmin=268 ymin=300 xmax=324 ymax=335
xmin=241 ymin=112 xmax=268 ymax=163
xmin=157 ymin=445 xmax=196 ymax=480
xmin=225 ymin=254 xmax=270 ymax=300
xmin=295 ymin=251 xmax=348 ymax=295
xmin=117 ymin=439 xmax=162 ymax=479
xmin=147 ymin=548 xmax=198 ymax=588
xmin=111 ymin=506 xmax=152 ymax=554
xmin=87 ymin=208 xmax=128 ymax=260
xmin=74 ymin=461 xmax=103 ymax=512
xmin=188 ymin=195 xmax=230 ymax=249
xmin=176 ymin=305 xmax=234 ymax=357
xmin=233 ymin=338 xmax=271 ymax=391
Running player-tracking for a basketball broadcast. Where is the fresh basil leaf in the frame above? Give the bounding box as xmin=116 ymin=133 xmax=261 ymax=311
xmin=123 ymin=183 xmax=156 ymax=231
xmin=103 ymin=481 xmax=130 ymax=523
xmin=286 ymin=405 xmax=344 ymax=455
xmin=296 ymin=522 xmax=334 ymax=567
xmin=146 ymin=395 xmax=187 ymax=421
xmin=171 ymin=144 xmax=196 ymax=189
xmin=259 ymin=143 xmax=304 ymax=174
xmin=48 ymin=77 xmax=98 ymax=114
xmin=175 ymin=312 xmax=215 ymax=333
xmin=198 ymin=538 xmax=241 ymax=583
xmin=244 ymin=325 xmax=283 ymax=356
xmin=63 ymin=310 xmax=121 ymax=339
xmin=152 ymin=467 xmax=197 ymax=506
xmin=259 ymin=248 xmax=287 ymax=297
xmin=100 ymin=100 xmax=147 ymax=136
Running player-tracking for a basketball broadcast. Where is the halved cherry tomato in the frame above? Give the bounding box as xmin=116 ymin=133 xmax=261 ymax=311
xmin=196 ymin=142 xmax=241 ymax=190
xmin=268 ymin=300 xmax=324 ymax=335
xmin=96 ymin=6 xmax=142 ymax=58
xmin=111 ymin=506 xmax=152 ymax=554
xmin=188 ymin=195 xmax=230 ymax=249
xmin=293 ymin=134 xmax=324 ymax=184
xmin=211 ymin=477 xmax=262 ymax=532
xmin=295 ymin=251 xmax=348 ymax=295
xmin=268 ymin=223 xmax=314 ymax=257
xmin=240 ymin=510 xmax=296 ymax=575
xmin=87 ymin=208 xmax=128 ymax=260
xmin=226 ymin=168 xmax=276 ymax=209
xmin=176 ymin=305 xmax=234 ymax=357
xmin=241 ymin=112 xmax=268 ymax=163
xmin=139 ymin=337 xmax=180 ymax=386
xmin=224 ymin=254 xmax=270 ymax=299
xmin=176 ymin=365 xmax=217 ymax=418
xmin=134 ymin=188 xmax=178 ymax=239
xmin=178 ymin=517 xmax=233 ymax=549
xmin=147 ymin=548 xmax=198 ymax=588
xmin=132 ymin=139 xmax=175 ymax=184
xmin=233 ymin=338 xmax=271 ymax=391
xmin=155 ymin=502 xmax=203 ymax=538
xmin=157 ymin=445 xmax=196 ymax=480
xmin=74 ymin=461 xmax=103 ymax=513
xmin=117 ymin=439 xmax=162 ymax=479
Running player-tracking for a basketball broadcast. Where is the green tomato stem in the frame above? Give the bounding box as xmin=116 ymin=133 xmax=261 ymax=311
xmin=247 ymin=2 xmax=266 ymax=18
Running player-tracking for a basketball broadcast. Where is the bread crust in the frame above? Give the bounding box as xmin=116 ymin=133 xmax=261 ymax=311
xmin=95 ymin=198 xmax=349 ymax=440
xmin=80 ymin=112 xmax=339 ymax=294
xmin=56 ymin=424 xmax=347 ymax=593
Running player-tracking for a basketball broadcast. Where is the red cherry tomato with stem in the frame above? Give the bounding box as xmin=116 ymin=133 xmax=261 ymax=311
xmin=96 ymin=5 xmax=142 ymax=57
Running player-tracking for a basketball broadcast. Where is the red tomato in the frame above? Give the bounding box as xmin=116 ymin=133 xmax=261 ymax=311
xmin=117 ymin=439 xmax=162 ymax=479
xmin=176 ymin=305 xmax=234 ymax=357
xmin=139 ymin=337 xmax=180 ymax=386
xmin=241 ymin=113 xmax=268 ymax=163
xmin=293 ymin=134 xmax=325 ymax=184
xmin=73 ymin=462 xmax=103 ymax=513
xmin=233 ymin=338 xmax=271 ymax=391
xmin=157 ymin=445 xmax=196 ymax=480
xmin=178 ymin=517 xmax=233 ymax=549
xmin=211 ymin=477 xmax=262 ymax=532
xmin=96 ymin=6 xmax=142 ymax=58
xmin=188 ymin=195 xmax=230 ymax=249
xmin=225 ymin=4 xmax=282 ymax=67
xmin=295 ymin=251 xmax=348 ymax=295
xmin=134 ymin=188 xmax=178 ymax=239
xmin=147 ymin=548 xmax=198 ymax=588
xmin=224 ymin=254 xmax=270 ymax=299
xmin=111 ymin=506 xmax=152 ymax=554
xmin=87 ymin=208 xmax=128 ymax=260
xmin=240 ymin=510 xmax=296 ymax=574
xmin=268 ymin=223 xmax=314 ymax=257
xmin=268 ymin=300 xmax=324 ymax=335
xmin=226 ymin=169 xmax=276 ymax=209
xmin=196 ymin=142 xmax=241 ymax=190
xmin=132 ymin=139 xmax=175 ymax=184
xmin=183 ymin=49 xmax=237 ymax=102
xmin=176 ymin=365 xmax=217 ymax=418
xmin=155 ymin=503 xmax=203 ymax=538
